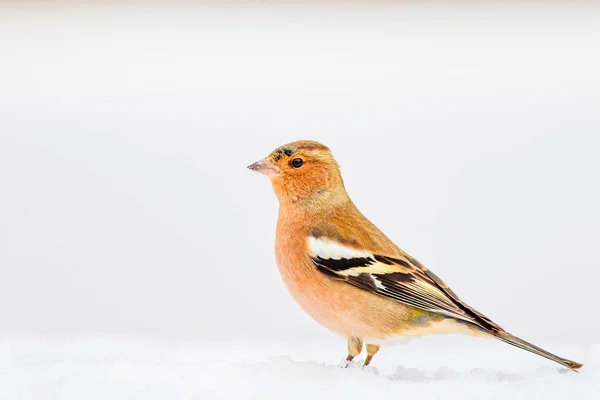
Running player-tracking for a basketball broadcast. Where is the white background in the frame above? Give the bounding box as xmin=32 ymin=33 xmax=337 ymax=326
xmin=2 ymin=5 xmax=599 ymax=399
xmin=0 ymin=0 xmax=599 ymax=355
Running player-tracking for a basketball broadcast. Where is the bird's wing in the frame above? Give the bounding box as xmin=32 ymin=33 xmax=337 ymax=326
xmin=308 ymin=236 xmax=501 ymax=331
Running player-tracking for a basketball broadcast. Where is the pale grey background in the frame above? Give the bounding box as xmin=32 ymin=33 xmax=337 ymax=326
xmin=0 ymin=5 xmax=598 ymax=343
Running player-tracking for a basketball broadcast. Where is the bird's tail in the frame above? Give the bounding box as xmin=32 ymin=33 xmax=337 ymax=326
xmin=493 ymin=331 xmax=583 ymax=371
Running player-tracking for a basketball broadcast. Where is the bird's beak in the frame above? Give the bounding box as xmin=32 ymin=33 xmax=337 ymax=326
xmin=247 ymin=158 xmax=280 ymax=177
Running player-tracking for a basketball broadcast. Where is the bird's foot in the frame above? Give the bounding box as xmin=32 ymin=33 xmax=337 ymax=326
xmin=340 ymin=356 xmax=362 ymax=369
xmin=361 ymin=364 xmax=379 ymax=374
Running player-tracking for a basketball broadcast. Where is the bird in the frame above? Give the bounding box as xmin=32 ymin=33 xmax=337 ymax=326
xmin=247 ymin=140 xmax=583 ymax=371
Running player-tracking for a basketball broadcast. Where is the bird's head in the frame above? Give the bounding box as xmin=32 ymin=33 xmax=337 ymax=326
xmin=248 ymin=140 xmax=346 ymax=206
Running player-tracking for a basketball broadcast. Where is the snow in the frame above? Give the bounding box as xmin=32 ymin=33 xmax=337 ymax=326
xmin=2 ymin=337 xmax=598 ymax=399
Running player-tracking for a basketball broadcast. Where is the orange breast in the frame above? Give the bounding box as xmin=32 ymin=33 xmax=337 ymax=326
xmin=275 ymin=224 xmax=417 ymax=342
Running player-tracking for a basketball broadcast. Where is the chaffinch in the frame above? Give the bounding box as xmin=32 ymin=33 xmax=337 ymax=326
xmin=248 ymin=140 xmax=582 ymax=371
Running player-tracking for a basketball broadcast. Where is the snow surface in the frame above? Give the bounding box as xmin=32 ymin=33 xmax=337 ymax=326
xmin=2 ymin=336 xmax=598 ymax=400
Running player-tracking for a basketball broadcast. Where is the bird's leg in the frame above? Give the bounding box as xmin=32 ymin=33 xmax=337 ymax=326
xmin=363 ymin=344 xmax=380 ymax=367
xmin=345 ymin=337 xmax=363 ymax=366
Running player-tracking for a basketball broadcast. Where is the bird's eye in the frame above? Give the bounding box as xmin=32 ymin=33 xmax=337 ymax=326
xmin=291 ymin=158 xmax=303 ymax=168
